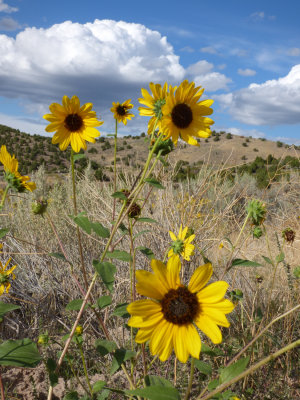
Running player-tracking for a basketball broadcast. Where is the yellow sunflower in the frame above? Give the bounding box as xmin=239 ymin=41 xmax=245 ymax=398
xmin=127 ymin=256 xmax=234 ymax=363
xmin=111 ymin=99 xmax=134 ymax=125
xmin=0 ymin=145 xmax=36 ymax=192
xmin=0 ymin=258 xmax=16 ymax=296
xmin=161 ymin=80 xmax=214 ymax=146
xmin=168 ymin=225 xmax=195 ymax=261
xmin=43 ymin=95 xmax=103 ymax=152
xmin=138 ymin=82 xmax=168 ymax=134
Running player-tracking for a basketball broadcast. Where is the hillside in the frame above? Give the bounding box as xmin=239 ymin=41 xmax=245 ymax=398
xmin=0 ymin=124 xmax=299 ymax=184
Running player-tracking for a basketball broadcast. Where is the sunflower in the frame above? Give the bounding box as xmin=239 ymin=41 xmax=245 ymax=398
xmin=111 ymin=99 xmax=134 ymax=125
xmin=0 ymin=145 xmax=36 ymax=192
xmin=138 ymin=82 xmax=168 ymax=134
xmin=0 ymin=258 xmax=16 ymax=296
xmin=161 ymin=80 xmax=214 ymax=146
xmin=168 ymin=225 xmax=195 ymax=261
xmin=127 ymin=256 xmax=234 ymax=363
xmin=43 ymin=95 xmax=103 ymax=152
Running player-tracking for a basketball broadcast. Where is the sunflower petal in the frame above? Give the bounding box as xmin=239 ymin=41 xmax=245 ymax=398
xmin=188 ymin=263 xmax=213 ymax=293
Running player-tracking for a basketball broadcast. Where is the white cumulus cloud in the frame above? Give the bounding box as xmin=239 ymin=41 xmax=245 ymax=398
xmin=0 ymin=16 xmax=20 ymax=30
xmin=0 ymin=19 xmax=185 ymax=111
xmin=186 ymin=61 xmax=232 ymax=92
xmin=0 ymin=0 xmax=17 ymax=13
xmin=238 ymin=68 xmax=256 ymax=76
xmin=216 ymin=65 xmax=300 ymax=125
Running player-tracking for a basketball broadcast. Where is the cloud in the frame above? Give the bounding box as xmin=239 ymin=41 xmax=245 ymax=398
xmin=238 ymin=68 xmax=256 ymax=77
xmin=200 ymin=46 xmax=218 ymax=55
xmin=0 ymin=0 xmax=18 ymax=13
xmin=0 ymin=16 xmax=20 ymax=30
xmin=226 ymin=127 xmax=266 ymax=139
xmin=186 ymin=60 xmax=232 ymax=92
xmin=218 ymin=64 xmax=226 ymax=70
xmin=180 ymin=45 xmax=194 ymax=53
xmin=249 ymin=11 xmax=276 ymax=21
xmin=0 ymin=20 xmax=185 ymax=116
xmin=287 ymin=47 xmax=300 ymax=57
xmin=217 ymin=65 xmax=300 ymax=125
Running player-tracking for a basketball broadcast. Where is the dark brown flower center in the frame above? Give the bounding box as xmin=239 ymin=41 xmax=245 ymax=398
xmin=64 ymin=114 xmax=83 ymax=132
xmin=116 ymin=105 xmax=126 ymax=116
xmin=171 ymin=103 xmax=193 ymax=129
xmin=161 ymin=286 xmax=199 ymax=325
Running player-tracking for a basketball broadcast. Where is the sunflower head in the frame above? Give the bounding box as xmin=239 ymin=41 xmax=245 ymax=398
xmin=161 ymin=80 xmax=214 ymax=146
xmin=138 ymin=82 xmax=168 ymax=134
xmin=43 ymin=96 xmax=103 ymax=152
xmin=168 ymin=225 xmax=195 ymax=261
xmin=0 ymin=145 xmax=36 ymax=193
xmin=0 ymin=258 xmax=16 ymax=296
xmin=111 ymin=99 xmax=134 ymax=125
xmin=127 ymin=256 xmax=234 ymax=363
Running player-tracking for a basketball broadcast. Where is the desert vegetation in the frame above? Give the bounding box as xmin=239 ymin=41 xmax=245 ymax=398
xmin=0 ymin=84 xmax=299 ymax=400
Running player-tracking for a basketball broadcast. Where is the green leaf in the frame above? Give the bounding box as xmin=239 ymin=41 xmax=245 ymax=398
xmin=106 ymin=250 xmax=132 ymax=262
xmin=91 ymin=222 xmax=110 ymax=238
xmin=145 ymin=375 xmax=174 ymax=388
xmin=208 ymin=378 xmax=219 ymax=391
xmin=71 ymin=212 xmax=92 ymax=234
xmin=276 ymin=252 xmax=285 ymax=263
xmin=95 ymin=339 xmax=117 ymax=356
xmin=63 ymin=391 xmax=79 ymax=400
xmin=0 ymin=339 xmax=41 ymax=367
xmin=110 ymin=348 xmax=136 ymax=374
xmin=49 ymin=252 xmax=67 ymax=261
xmin=113 ymin=303 xmax=130 ymax=318
xmin=194 ymin=360 xmax=212 ymax=375
xmin=231 ymin=259 xmax=262 ymax=268
xmin=118 ymin=222 xmax=129 ymax=235
xmin=73 ymin=154 xmax=85 ymax=161
xmin=201 ymin=343 xmax=224 ymax=356
xmin=126 ymin=386 xmax=180 ymax=400
xmin=224 ymin=237 xmax=233 ymax=247
xmin=137 ymin=246 xmax=155 ymax=259
xmin=93 ymin=380 xmax=106 ymax=394
xmin=96 ymin=295 xmax=112 ymax=309
xmin=0 ymin=301 xmax=20 ymax=318
xmin=136 ymin=217 xmax=158 ymax=224
xmin=262 ymin=255 xmax=273 ymax=265
xmin=93 ymin=261 xmax=116 ymax=292
xmin=65 ymin=299 xmax=87 ymax=311
xmin=0 ymin=228 xmax=9 ymax=238
xmin=144 ymin=178 xmax=165 ymax=189
xmin=97 ymin=389 xmax=110 ymax=399
xmin=219 ymin=356 xmax=250 ymax=384
xmin=111 ymin=191 xmax=128 ymax=200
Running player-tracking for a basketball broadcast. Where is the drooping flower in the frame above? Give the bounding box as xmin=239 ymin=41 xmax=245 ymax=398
xmin=0 ymin=145 xmax=36 ymax=192
xmin=0 ymin=258 xmax=16 ymax=296
xmin=161 ymin=80 xmax=214 ymax=146
xmin=43 ymin=96 xmax=103 ymax=152
xmin=111 ymin=100 xmax=134 ymax=125
xmin=168 ymin=225 xmax=195 ymax=261
xmin=127 ymin=256 xmax=234 ymax=363
xmin=138 ymin=82 xmax=168 ymax=134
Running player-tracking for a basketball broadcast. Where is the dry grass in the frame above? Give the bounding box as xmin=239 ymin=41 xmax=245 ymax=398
xmin=1 ymin=155 xmax=299 ymax=399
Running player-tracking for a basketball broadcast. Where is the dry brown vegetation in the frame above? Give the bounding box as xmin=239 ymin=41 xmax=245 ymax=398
xmin=0 ymin=143 xmax=299 ymax=399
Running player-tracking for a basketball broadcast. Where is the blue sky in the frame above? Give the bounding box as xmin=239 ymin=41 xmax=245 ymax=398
xmin=0 ymin=0 xmax=300 ymax=144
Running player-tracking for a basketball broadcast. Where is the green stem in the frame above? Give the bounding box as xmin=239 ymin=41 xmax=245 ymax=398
xmin=0 ymin=185 xmax=10 ymax=210
xmin=197 ymin=339 xmax=300 ymax=400
xmin=112 ymin=119 xmax=118 ymax=221
xmin=184 ymin=357 xmax=195 ymax=400
xmin=70 ymin=149 xmax=89 ymax=289
xmin=77 ymin=338 xmax=93 ymax=397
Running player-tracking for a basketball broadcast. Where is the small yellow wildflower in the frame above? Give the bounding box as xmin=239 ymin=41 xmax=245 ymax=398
xmin=219 ymin=242 xmax=224 ymax=249
xmin=75 ymin=325 xmax=83 ymax=335
xmin=0 ymin=258 xmax=16 ymax=296
xmin=168 ymin=225 xmax=195 ymax=261
xmin=111 ymin=99 xmax=134 ymax=125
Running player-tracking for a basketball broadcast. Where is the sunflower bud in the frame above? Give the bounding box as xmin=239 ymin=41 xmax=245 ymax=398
xmin=246 ymin=199 xmax=266 ymax=226
xmin=150 ymin=136 xmax=174 ymax=156
xmin=252 ymin=226 xmax=263 ymax=239
xmin=282 ymin=228 xmax=296 ymax=244
xmin=32 ymin=199 xmax=48 ymax=215
xmin=229 ymin=289 xmax=243 ymax=304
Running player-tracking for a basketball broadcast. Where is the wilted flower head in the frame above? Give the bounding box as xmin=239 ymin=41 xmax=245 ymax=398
xmin=282 ymin=228 xmax=296 ymax=244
